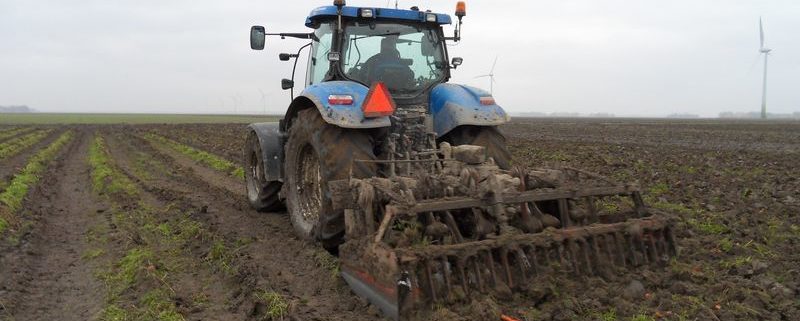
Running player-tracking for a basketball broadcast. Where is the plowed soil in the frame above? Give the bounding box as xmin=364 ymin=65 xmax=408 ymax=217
xmin=0 ymin=119 xmax=798 ymax=321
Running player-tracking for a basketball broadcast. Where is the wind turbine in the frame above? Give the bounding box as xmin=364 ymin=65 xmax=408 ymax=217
xmin=259 ymin=89 xmax=267 ymax=114
xmin=475 ymin=56 xmax=498 ymax=95
xmin=759 ymin=17 xmax=772 ymax=119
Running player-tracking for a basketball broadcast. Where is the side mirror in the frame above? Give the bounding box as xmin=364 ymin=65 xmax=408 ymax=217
xmin=281 ymin=79 xmax=294 ymax=90
xmin=279 ymin=53 xmax=292 ymax=61
xmin=250 ymin=26 xmax=266 ymax=50
xmin=451 ymin=57 xmax=463 ymax=69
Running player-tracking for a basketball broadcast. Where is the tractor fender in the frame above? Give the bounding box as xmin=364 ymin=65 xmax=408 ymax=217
xmin=429 ymin=83 xmax=511 ymax=137
xmin=247 ymin=122 xmax=284 ymax=182
xmin=284 ymin=81 xmax=392 ymax=130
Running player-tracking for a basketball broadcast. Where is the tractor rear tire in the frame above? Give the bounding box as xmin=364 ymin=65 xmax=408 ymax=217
xmin=245 ymin=131 xmax=284 ymax=212
xmin=284 ymin=108 xmax=377 ymax=251
xmin=441 ymin=125 xmax=512 ymax=169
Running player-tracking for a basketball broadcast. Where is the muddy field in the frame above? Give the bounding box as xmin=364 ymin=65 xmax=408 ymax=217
xmin=0 ymin=119 xmax=798 ymax=321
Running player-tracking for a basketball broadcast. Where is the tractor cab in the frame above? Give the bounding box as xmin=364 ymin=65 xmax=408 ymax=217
xmin=251 ymin=1 xmax=466 ymax=102
xmin=307 ymin=7 xmax=456 ymax=98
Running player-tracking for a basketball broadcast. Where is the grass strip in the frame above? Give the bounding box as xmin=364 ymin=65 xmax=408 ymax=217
xmin=0 ymin=131 xmax=73 ymax=235
xmin=144 ymin=133 xmax=244 ymax=179
xmin=0 ymin=129 xmax=52 ymax=159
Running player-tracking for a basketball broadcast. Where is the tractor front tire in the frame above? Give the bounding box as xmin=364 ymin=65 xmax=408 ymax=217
xmin=441 ymin=125 xmax=512 ymax=169
xmin=284 ymin=108 xmax=377 ymax=250
xmin=245 ymin=131 xmax=284 ymax=212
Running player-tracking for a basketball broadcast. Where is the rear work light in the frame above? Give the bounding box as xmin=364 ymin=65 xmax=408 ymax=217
xmin=362 ymin=82 xmax=395 ymax=117
xmin=480 ymin=96 xmax=496 ymax=105
xmin=328 ymin=94 xmax=354 ymax=105
xmin=360 ymin=8 xmax=374 ymax=18
xmin=425 ymin=13 xmax=438 ymax=22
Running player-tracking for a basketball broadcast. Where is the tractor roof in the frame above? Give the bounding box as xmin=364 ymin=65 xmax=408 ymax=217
xmin=305 ymin=6 xmax=452 ymax=28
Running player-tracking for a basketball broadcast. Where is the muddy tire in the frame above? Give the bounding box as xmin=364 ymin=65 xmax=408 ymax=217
xmin=284 ymin=108 xmax=377 ymax=250
xmin=245 ymin=131 xmax=284 ymax=212
xmin=440 ymin=125 xmax=512 ymax=169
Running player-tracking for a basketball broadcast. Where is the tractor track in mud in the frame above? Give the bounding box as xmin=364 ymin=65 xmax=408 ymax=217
xmin=0 ymin=128 xmax=105 ymax=320
xmin=103 ymin=127 xmax=381 ymax=320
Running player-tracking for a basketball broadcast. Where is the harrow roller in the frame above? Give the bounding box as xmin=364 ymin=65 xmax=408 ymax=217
xmin=333 ymin=144 xmax=677 ymax=320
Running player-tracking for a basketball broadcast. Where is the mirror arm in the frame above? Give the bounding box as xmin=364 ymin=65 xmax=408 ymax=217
xmin=288 ymin=42 xmax=313 ymax=101
xmin=265 ymin=32 xmax=316 ymax=40
xmin=444 ymin=18 xmax=463 ymax=42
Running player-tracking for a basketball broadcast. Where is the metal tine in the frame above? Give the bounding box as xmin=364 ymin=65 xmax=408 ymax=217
xmin=666 ymin=226 xmax=679 ymax=256
xmin=580 ymin=238 xmax=594 ymax=276
xmin=587 ymin=196 xmax=599 ymax=224
xmin=440 ymin=257 xmax=452 ymax=299
xmin=557 ymin=242 xmax=568 ymax=274
xmin=542 ymin=244 xmax=552 ymax=268
xmin=472 ymin=256 xmax=485 ymax=293
xmin=558 ymin=199 xmax=571 ymax=228
xmin=456 ymin=258 xmax=470 ymax=298
xmin=442 ymin=211 xmax=464 ymax=243
xmin=655 ymin=229 xmax=669 ymax=258
xmin=566 ymin=239 xmax=581 ymax=275
xmin=526 ymin=245 xmax=540 ymax=277
xmin=637 ymin=235 xmax=650 ymax=265
xmin=500 ymin=248 xmax=514 ymax=288
xmin=623 ymin=233 xmax=640 ymax=266
xmin=484 ymin=250 xmax=498 ymax=287
xmin=612 ymin=232 xmax=627 ymax=266
xmin=599 ymin=234 xmax=617 ymax=264
xmin=602 ymin=234 xmax=618 ymax=267
xmin=647 ymin=230 xmax=660 ymax=263
xmin=514 ymin=247 xmax=529 ymax=285
xmin=424 ymin=260 xmax=438 ymax=302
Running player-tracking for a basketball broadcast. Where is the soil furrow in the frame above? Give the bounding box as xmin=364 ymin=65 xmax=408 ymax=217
xmin=98 ymin=132 xmax=241 ymax=320
xmin=105 ymin=129 xmax=380 ymax=320
xmin=0 ymin=127 xmax=37 ymax=145
xmin=0 ymin=129 xmax=105 ymax=320
xmin=0 ymin=129 xmax=65 ymax=192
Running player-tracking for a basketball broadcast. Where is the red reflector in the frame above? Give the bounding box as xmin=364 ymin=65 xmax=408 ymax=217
xmin=328 ymin=94 xmax=353 ymax=105
xmin=362 ymin=82 xmax=395 ymax=117
xmin=480 ymin=96 xmax=496 ymax=105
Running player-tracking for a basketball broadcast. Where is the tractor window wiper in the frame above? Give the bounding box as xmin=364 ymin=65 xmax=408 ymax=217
xmin=350 ymin=32 xmax=401 ymax=41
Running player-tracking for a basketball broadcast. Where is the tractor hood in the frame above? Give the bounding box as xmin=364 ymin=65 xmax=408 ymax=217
xmin=306 ymin=6 xmax=452 ymax=27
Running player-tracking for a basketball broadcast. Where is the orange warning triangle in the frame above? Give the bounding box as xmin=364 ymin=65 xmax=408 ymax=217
xmin=362 ymin=82 xmax=396 ymax=118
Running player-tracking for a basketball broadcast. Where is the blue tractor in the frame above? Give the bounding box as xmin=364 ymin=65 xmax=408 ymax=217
xmin=246 ymin=1 xmax=510 ymax=248
xmin=246 ymin=2 xmax=675 ymax=320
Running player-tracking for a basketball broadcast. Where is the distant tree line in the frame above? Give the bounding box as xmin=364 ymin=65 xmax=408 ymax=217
xmin=0 ymin=105 xmax=35 ymax=113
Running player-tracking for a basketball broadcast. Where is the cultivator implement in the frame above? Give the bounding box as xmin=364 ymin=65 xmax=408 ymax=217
xmin=331 ymin=143 xmax=677 ymax=320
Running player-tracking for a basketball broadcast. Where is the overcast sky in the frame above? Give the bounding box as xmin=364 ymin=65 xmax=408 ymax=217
xmin=1 ymin=0 xmax=798 ymax=117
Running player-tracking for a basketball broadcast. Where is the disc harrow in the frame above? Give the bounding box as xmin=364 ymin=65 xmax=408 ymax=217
xmin=330 ymin=143 xmax=677 ymax=320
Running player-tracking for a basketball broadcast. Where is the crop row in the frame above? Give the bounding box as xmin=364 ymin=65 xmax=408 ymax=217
xmin=0 ymin=131 xmax=73 ymax=235
xmin=86 ymin=134 xmax=285 ymax=320
xmin=143 ymin=133 xmax=244 ymax=179
xmin=0 ymin=129 xmax=53 ymax=160
xmin=0 ymin=127 xmax=34 ymax=141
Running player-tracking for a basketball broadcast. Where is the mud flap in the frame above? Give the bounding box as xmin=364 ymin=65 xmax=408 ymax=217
xmin=247 ymin=122 xmax=285 ymax=182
